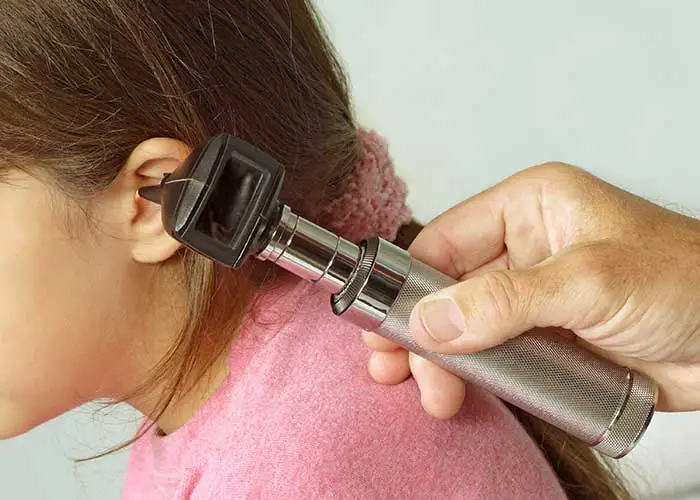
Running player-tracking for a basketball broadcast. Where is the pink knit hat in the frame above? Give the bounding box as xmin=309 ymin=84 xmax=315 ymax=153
xmin=318 ymin=129 xmax=412 ymax=242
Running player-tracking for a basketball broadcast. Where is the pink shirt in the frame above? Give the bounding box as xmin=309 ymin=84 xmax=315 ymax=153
xmin=122 ymin=276 xmax=566 ymax=499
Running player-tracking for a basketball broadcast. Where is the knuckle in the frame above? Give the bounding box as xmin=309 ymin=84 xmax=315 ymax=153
xmin=520 ymin=162 xmax=590 ymax=186
xmin=525 ymin=161 xmax=575 ymax=176
xmin=542 ymin=161 xmax=586 ymax=176
xmin=513 ymin=163 xmax=594 ymax=205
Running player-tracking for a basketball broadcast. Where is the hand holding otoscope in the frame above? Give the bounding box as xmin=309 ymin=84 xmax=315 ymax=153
xmin=140 ymin=134 xmax=700 ymax=459
xmin=366 ymin=161 xmax=700 ymax=435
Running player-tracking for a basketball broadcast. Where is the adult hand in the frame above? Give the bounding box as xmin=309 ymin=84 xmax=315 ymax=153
xmin=364 ymin=163 xmax=700 ymax=417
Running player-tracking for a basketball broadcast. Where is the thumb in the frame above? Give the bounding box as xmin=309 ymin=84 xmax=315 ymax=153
xmin=409 ymin=249 xmax=607 ymax=354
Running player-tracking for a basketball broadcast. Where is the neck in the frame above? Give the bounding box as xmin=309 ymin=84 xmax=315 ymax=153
xmin=125 ymin=305 xmax=233 ymax=435
xmin=122 ymin=263 xmax=233 ymax=436
xmin=123 ymin=261 xmax=271 ymax=435
xmin=142 ymin=353 xmax=229 ymax=436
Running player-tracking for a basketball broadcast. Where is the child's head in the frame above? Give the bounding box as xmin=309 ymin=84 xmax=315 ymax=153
xmin=0 ymin=0 xmax=363 ymax=438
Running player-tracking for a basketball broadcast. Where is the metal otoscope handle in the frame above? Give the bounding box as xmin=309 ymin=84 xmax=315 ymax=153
xmin=259 ymin=205 xmax=658 ymax=459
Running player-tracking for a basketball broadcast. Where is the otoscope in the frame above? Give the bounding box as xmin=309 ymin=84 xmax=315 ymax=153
xmin=138 ymin=133 xmax=657 ymax=458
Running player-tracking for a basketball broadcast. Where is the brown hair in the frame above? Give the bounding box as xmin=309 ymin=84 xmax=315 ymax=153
xmin=0 ymin=1 xmax=631 ymax=498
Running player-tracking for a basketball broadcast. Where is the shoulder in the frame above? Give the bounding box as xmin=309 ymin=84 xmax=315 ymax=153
xmin=125 ymin=281 xmax=567 ymax=499
xmin=196 ymin=284 xmax=567 ymax=499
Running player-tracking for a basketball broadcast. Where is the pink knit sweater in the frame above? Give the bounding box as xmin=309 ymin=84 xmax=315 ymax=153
xmin=122 ymin=275 xmax=566 ymax=499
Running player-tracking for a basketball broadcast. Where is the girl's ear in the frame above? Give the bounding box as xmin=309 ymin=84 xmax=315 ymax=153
xmin=123 ymin=138 xmax=191 ymax=264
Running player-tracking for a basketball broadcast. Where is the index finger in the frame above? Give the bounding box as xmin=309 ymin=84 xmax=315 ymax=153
xmin=408 ymin=181 xmax=510 ymax=278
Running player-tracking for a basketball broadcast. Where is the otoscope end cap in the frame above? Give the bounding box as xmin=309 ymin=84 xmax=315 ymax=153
xmin=593 ymin=372 xmax=657 ymax=458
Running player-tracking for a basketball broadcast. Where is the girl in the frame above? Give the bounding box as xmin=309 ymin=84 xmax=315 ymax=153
xmin=0 ymin=1 xmax=630 ymax=498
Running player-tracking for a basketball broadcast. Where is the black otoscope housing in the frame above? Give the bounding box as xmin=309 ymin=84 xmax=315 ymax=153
xmin=138 ymin=133 xmax=284 ymax=268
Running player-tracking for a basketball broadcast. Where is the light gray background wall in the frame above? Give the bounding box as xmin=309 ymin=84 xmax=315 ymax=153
xmin=1 ymin=1 xmax=699 ymax=498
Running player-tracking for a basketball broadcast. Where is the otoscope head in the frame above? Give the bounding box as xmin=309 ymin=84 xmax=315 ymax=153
xmin=137 ymin=133 xmax=285 ymax=268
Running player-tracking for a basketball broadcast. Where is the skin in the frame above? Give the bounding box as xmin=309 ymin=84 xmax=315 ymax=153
xmin=365 ymin=163 xmax=700 ymax=416
xmin=0 ymin=138 xmax=216 ymax=439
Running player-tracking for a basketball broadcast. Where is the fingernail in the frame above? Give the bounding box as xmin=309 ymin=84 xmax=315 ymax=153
xmin=419 ymin=297 xmax=464 ymax=342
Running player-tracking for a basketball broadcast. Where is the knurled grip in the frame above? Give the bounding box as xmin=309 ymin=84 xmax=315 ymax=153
xmin=376 ymin=257 xmax=657 ymax=458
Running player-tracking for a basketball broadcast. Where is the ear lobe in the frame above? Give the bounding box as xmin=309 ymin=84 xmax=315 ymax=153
xmin=126 ymin=138 xmax=191 ymax=264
